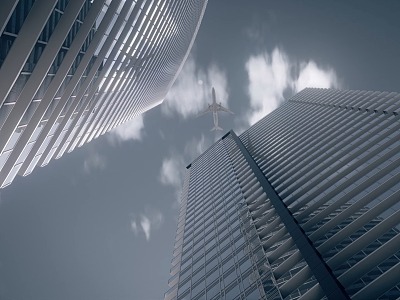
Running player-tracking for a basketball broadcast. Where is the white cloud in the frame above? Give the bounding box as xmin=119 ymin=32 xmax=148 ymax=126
xmin=83 ymin=153 xmax=106 ymax=173
xmin=130 ymin=210 xmax=164 ymax=241
xmin=159 ymin=135 xmax=211 ymax=204
xmin=295 ymin=61 xmax=338 ymax=92
xmin=107 ymin=115 xmax=144 ymax=144
xmin=159 ymin=155 xmax=185 ymax=191
xmin=140 ymin=216 xmax=151 ymax=241
xmin=162 ymin=56 xmax=230 ymax=118
xmin=245 ymin=48 xmax=339 ymax=125
xmin=245 ymin=49 xmax=291 ymax=125
xmin=131 ymin=221 xmax=139 ymax=235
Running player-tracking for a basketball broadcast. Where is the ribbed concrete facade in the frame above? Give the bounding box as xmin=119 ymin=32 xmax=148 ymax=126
xmin=166 ymin=88 xmax=400 ymax=300
xmin=0 ymin=0 xmax=207 ymax=188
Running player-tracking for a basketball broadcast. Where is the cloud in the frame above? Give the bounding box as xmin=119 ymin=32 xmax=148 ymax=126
xmin=245 ymin=48 xmax=339 ymax=125
xmin=295 ymin=61 xmax=339 ymax=92
xmin=159 ymin=135 xmax=211 ymax=204
xmin=162 ymin=56 xmax=229 ymax=118
xmin=83 ymin=153 xmax=106 ymax=173
xmin=159 ymin=154 xmax=185 ymax=191
xmin=245 ymin=49 xmax=291 ymax=125
xmin=107 ymin=115 xmax=144 ymax=144
xmin=130 ymin=210 xmax=164 ymax=241
xmin=131 ymin=221 xmax=139 ymax=235
xmin=140 ymin=216 xmax=151 ymax=241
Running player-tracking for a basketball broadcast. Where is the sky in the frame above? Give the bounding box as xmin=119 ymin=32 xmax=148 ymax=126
xmin=1 ymin=1 xmax=400 ymax=299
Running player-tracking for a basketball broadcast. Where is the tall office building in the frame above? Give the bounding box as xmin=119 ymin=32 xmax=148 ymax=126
xmin=0 ymin=0 xmax=207 ymax=188
xmin=165 ymin=88 xmax=400 ymax=300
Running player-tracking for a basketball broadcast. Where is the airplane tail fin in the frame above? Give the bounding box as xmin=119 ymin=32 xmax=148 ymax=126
xmin=211 ymin=126 xmax=223 ymax=131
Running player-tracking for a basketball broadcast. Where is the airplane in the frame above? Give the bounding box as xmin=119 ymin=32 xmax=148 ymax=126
xmin=198 ymin=87 xmax=234 ymax=131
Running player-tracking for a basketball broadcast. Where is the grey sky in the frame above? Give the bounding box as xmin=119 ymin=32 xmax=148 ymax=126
xmin=1 ymin=1 xmax=400 ymax=299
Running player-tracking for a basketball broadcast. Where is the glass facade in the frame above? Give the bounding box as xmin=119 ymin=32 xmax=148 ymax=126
xmin=166 ymin=139 xmax=271 ymax=300
xmin=166 ymin=88 xmax=400 ymax=300
xmin=0 ymin=0 xmax=207 ymax=187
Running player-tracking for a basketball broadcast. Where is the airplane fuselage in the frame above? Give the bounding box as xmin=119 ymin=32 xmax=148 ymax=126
xmin=198 ymin=87 xmax=232 ymax=131
xmin=211 ymin=88 xmax=219 ymax=128
xmin=212 ymin=87 xmax=217 ymax=105
xmin=213 ymin=110 xmax=219 ymax=128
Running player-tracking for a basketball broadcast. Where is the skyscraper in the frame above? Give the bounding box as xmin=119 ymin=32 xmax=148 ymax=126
xmin=0 ymin=0 xmax=207 ymax=188
xmin=165 ymin=88 xmax=400 ymax=300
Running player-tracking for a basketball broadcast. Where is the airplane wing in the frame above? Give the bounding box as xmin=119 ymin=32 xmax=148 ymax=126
xmin=196 ymin=105 xmax=212 ymax=118
xmin=217 ymin=104 xmax=234 ymax=114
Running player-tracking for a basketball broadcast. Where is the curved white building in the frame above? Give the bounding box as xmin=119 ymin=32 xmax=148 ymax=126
xmin=0 ymin=0 xmax=207 ymax=187
xmin=166 ymin=88 xmax=400 ymax=300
